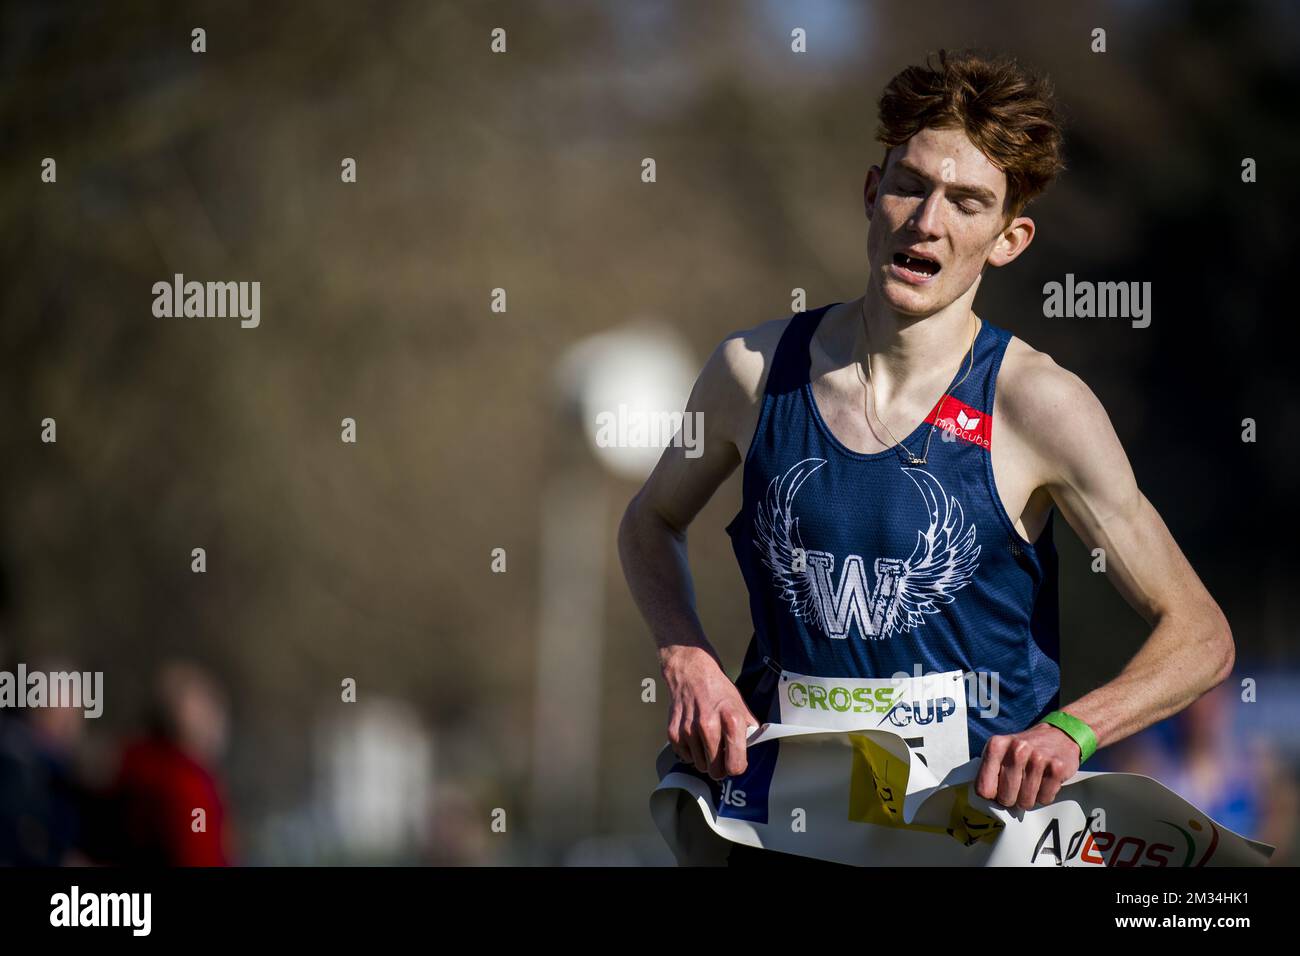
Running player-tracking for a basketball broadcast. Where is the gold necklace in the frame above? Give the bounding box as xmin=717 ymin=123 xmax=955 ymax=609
xmin=855 ymin=298 xmax=978 ymax=465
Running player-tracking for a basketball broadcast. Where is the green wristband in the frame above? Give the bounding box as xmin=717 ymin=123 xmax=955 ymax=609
xmin=1042 ymin=710 xmax=1098 ymax=764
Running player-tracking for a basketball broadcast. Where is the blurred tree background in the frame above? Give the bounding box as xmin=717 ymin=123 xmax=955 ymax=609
xmin=1 ymin=0 xmax=1297 ymax=863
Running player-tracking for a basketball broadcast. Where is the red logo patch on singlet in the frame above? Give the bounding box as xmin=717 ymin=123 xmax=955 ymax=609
xmin=927 ymin=395 xmax=991 ymax=449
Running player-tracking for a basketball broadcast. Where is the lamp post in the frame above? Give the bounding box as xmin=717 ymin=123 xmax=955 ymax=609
xmin=530 ymin=321 xmax=695 ymax=861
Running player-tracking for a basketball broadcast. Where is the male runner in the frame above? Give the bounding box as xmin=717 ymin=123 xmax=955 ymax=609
xmin=617 ymin=50 xmax=1234 ymax=864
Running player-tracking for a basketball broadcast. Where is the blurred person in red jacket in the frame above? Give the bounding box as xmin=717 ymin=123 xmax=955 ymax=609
xmin=104 ymin=661 xmax=232 ymax=866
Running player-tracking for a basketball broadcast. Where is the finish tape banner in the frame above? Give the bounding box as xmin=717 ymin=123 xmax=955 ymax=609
xmin=650 ymin=722 xmax=1275 ymax=866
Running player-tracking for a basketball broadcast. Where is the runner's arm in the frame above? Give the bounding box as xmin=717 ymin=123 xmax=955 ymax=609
xmin=618 ymin=330 xmax=769 ymax=776
xmin=976 ymin=354 xmax=1233 ymax=809
xmin=1007 ymin=356 xmax=1235 ymax=748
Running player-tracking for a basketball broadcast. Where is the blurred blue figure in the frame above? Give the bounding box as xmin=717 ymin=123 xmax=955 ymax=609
xmin=0 ymin=706 xmax=86 ymax=866
xmin=1095 ymin=680 xmax=1296 ymax=854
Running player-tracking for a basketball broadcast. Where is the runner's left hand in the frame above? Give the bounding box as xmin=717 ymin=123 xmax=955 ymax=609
xmin=975 ymin=723 xmax=1081 ymax=810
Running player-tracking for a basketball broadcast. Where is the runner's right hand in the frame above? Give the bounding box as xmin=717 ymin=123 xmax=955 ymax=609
xmin=661 ymin=646 xmax=759 ymax=780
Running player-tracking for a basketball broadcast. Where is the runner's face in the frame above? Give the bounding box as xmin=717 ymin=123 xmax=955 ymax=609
xmin=865 ymin=127 xmax=1010 ymax=317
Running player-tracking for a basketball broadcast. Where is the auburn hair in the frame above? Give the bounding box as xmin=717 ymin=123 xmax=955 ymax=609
xmin=876 ymin=49 xmax=1066 ymax=221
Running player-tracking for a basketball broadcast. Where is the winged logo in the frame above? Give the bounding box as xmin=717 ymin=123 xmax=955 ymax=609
xmin=753 ymin=458 xmax=981 ymax=640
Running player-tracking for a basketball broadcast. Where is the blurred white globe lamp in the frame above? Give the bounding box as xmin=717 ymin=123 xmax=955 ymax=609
xmin=553 ymin=322 xmax=698 ymax=481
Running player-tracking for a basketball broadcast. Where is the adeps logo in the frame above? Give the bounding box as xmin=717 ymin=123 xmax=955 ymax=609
xmin=1030 ymin=816 xmax=1221 ymax=867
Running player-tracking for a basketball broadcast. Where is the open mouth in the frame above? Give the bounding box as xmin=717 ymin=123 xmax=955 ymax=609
xmin=892 ymin=252 xmax=941 ymax=280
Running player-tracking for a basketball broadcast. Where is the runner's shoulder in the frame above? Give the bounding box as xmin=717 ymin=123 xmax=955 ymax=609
xmin=996 ymin=332 xmax=1114 ymax=459
xmin=697 ymin=312 xmax=792 ymax=416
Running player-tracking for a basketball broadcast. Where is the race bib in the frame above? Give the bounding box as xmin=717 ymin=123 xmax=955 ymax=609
xmin=777 ymin=668 xmax=970 ymax=781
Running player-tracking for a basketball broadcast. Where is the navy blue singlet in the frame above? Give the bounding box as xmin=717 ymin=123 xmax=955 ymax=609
xmin=727 ymin=302 xmax=1061 ymax=764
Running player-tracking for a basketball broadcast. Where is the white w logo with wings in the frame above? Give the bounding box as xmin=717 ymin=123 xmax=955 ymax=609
xmin=753 ymin=458 xmax=980 ymax=641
